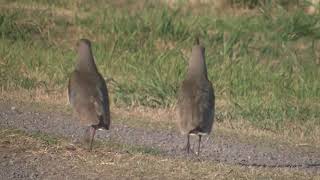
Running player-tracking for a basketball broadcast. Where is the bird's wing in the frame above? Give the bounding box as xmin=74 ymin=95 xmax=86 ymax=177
xmin=177 ymin=81 xmax=193 ymax=113
xmin=196 ymin=80 xmax=215 ymax=130
xmin=176 ymin=80 xmax=196 ymax=133
xmin=93 ymin=73 xmax=110 ymax=126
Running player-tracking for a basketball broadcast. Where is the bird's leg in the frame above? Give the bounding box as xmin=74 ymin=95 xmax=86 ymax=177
xmin=183 ymin=134 xmax=191 ymax=153
xmin=187 ymin=134 xmax=190 ymax=153
xmin=197 ymin=135 xmax=202 ymax=156
xmin=84 ymin=126 xmax=91 ymax=142
xmin=89 ymin=127 xmax=96 ymax=151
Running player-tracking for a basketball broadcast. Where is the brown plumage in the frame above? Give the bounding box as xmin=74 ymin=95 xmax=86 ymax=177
xmin=176 ymin=37 xmax=215 ymax=155
xmin=68 ymin=39 xmax=110 ymax=150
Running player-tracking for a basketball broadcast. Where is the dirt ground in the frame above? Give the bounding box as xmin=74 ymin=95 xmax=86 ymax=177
xmin=0 ymin=101 xmax=320 ymax=179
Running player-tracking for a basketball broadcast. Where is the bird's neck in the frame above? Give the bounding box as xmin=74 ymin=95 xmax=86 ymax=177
xmin=187 ymin=52 xmax=208 ymax=80
xmin=76 ymin=52 xmax=98 ymax=73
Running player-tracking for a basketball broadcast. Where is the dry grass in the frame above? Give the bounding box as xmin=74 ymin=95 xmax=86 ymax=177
xmin=0 ymin=3 xmax=78 ymax=19
xmin=0 ymin=128 xmax=318 ymax=179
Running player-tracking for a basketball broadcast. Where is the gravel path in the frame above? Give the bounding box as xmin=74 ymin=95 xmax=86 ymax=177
xmin=0 ymin=102 xmax=320 ymax=171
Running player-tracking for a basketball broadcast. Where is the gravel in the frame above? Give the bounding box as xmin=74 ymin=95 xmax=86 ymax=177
xmin=0 ymin=102 xmax=319 ymax=172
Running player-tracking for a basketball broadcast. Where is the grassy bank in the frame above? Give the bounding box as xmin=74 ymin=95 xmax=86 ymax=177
xmin=0 ymin=0 xmax=319 ymax=130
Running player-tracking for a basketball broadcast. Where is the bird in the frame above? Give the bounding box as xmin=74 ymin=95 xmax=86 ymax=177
xmin=176 ymin=37 xmax=215 ymax=155
xmin=68 ymin=39 xmax=110 ymax=151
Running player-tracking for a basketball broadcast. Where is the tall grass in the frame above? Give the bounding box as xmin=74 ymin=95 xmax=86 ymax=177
xmin=0 ymin=0 xmax=319 ymax=129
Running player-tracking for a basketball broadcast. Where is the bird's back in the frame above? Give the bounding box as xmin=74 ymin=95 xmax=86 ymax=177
xmin=68 ymin=70 xmax=110 ymax=128
xmin=177 ymin=76 xmax=214 ymax=135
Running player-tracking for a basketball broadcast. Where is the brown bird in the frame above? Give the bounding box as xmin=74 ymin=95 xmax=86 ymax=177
xmin=68 ymin=39 xmax=110 ymax=150
xmin=176 ymin=37 xmax=215 ymax=155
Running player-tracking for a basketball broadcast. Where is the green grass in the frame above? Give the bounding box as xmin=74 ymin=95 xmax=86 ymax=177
xmin=30 ymin=131 xmax=59 ymax=145
xmin=0 ymin=0 xmax=319 ymax=130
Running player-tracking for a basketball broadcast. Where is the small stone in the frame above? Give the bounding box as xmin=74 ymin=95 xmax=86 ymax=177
xmin=66 ymin=144 xmax=77 ymax=151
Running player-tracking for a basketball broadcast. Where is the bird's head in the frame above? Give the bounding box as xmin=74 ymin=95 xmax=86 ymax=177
xmin=76 ymin=39 xmax=92 ymax=56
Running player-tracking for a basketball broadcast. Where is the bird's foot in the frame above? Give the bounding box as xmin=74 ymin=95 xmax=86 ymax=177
xmin=83 ymin=126 xmax=96 ymax=151
xmin=182 ymin=145 xmax=194 ymax=154
xmin=83 ymin=127 xmax=92 ymax=143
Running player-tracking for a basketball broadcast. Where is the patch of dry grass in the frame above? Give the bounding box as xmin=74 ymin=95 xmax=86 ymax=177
xmin=0 ymin=3 xmax=78 ymax=19
xmin=0 ymin=128 xmax=318 ymax=179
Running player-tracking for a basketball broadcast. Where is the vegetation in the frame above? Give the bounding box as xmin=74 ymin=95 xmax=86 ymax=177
xmin=0 ymin=0 xmax=319 ymax=130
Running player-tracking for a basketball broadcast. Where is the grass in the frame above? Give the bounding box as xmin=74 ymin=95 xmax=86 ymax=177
xmin=0 ymin=1 xmax=319 ymax=132
xmin=30 ymin=131 xmax=59 ymax=145
xmin=0 ymin=128 xmax=163 ymax=155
